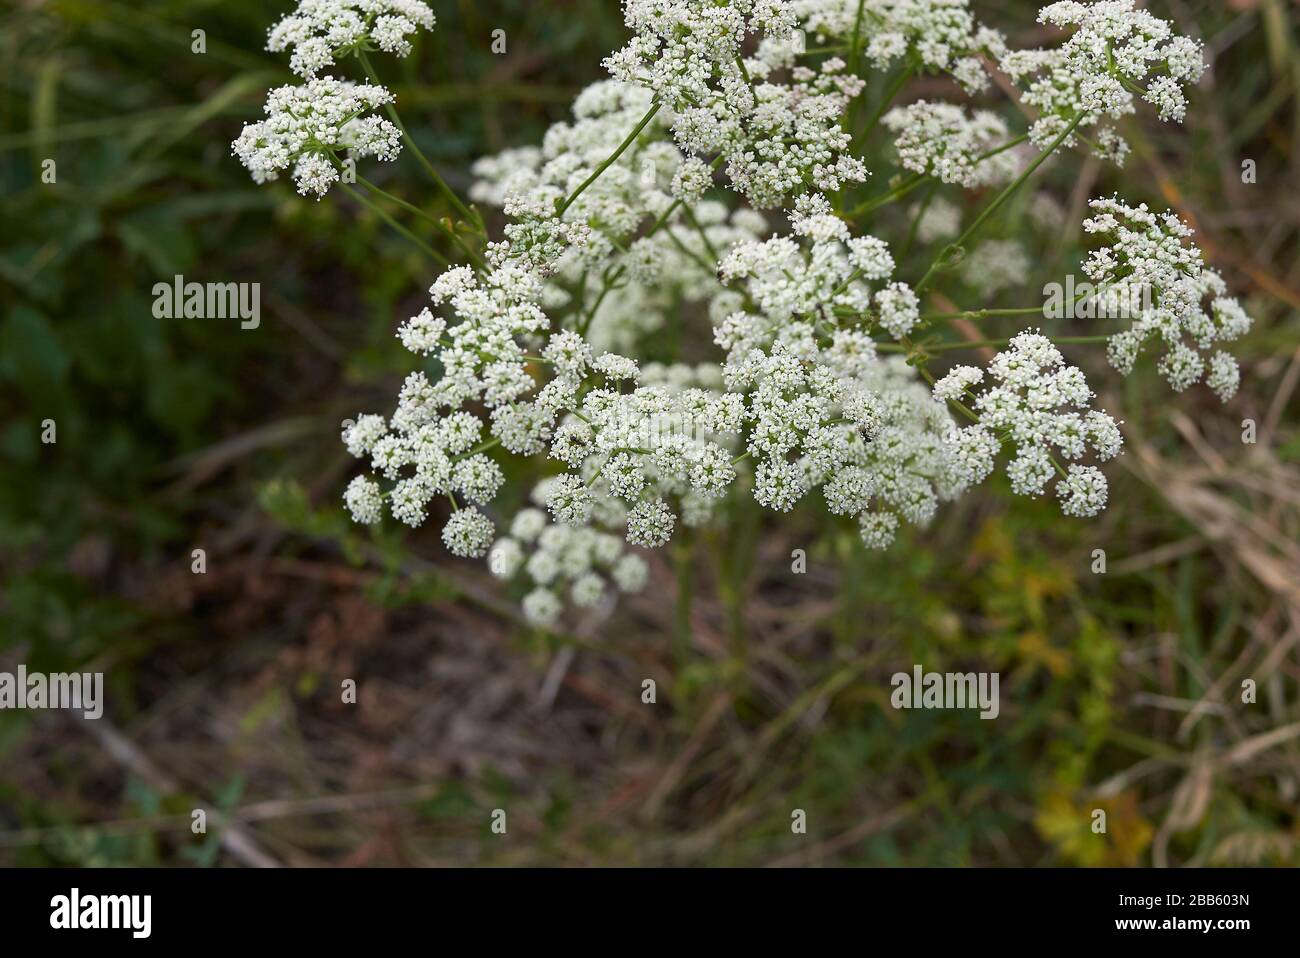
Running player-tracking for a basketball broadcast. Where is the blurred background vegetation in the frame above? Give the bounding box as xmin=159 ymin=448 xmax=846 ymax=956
xmin=1 ymin=0 xmax=1297 ymax=867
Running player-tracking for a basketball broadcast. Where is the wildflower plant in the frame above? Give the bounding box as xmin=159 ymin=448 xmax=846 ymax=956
xmin=235 ymin=0 xmax=1253 ymax=627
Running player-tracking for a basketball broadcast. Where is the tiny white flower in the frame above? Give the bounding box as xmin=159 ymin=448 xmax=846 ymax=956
xmin=523 ymin=587 xmax=562 ymax=627
xmin=442 ymin=507 xmax=494 ymax=558
xmin=547 ymin=473 xmax=594 ymax=525
xmin=626 ymin=498 xmax=675 ymax=548
xmin=858 ymin=511 xmax=899 ymax=550
xmin=611 ymin=554 xmax=649 ymax=592
xmin=488 ymin=538 xmax=524 ymax=579
xmin=233 ymin=77 xmax=400 ymax=197
xmin=343 ymin=475 xmax=384 ymax=524
xmin=268 ymin=0 xmax=437 ymax=77
xmin=571 ymin=572 xmax=606 ymax=608
xmin=1057 ymin=464 xmax=1109 ymax=518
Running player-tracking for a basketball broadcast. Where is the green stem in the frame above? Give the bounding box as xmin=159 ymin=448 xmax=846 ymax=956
xmin=557 ymin=101 xmax=662 ymax=217
xmin=848 ymin=0 xmax=868 ymax=75
xmin=664 ymin=224 xmax=715 ymax=274
xmin=922 ymin=306 xmax=1047 ymax=321
xmin=854 ymin=65 xmax=913 ymax=150
xmin=646 ymin=200 xmax=682 ymax=235
xmin=914 ymin=114 xmax=1083 ymax=294
xmin=922 ymin=277 xmax=1128 ymax=325
xmin=356 ymin=174 xmax=486 ymax=271
xmin=455 ymin=437 xmax=501 ymax=461
xmin=639 ymin=154 xmax=725 ymax=236
xmin=735 ymin=55 xmax=752 ymax=87
xmin=898 ymin=183 xmax=936 ymax=259
xmin=916 ymin=334 xmax=1111 ymax=353
xmin=340 ymin=183 xmax=449 ymax=266
xmin=845 ymin=172 xmax=927 ymax=217
xmin=358 ymin=49 xmax=479 ymax=231
xmin=578 ymin=264 xmax=624 ymax=337
xmin=682 ymin=205 xmax=720 ymax=263
xmin=843 ymin=133 xmax=1028 ymax=219
xmin=982 ymin=132 xmax=1030 ymax=159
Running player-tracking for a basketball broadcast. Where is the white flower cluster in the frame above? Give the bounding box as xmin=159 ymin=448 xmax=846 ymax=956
xmin=470 ymin=80 xmax=780 ymax=354
xmin=729 ymin=57 xmax=868 ymax=208
xmin=235 ymin=0 xmax=435 ymax=195
xmin=832 ymin=354 xmax=961 ymax=548
xmin=231 ymin=77 xmax=400 ymax=196
xmin=1027 ymin=192 xmax=1065 ymax=233
xmin=537 ymin=374 xmax=744 ymax=547
xmin=340 ymin=261 xmax=551 ymax=551
xmin=999 ymin=0 xmax=1205 ymax=164
xmin=469 ymin=82 xmax=677 ymax=270
xmin=914 ymin=196 xmax=963 ymax=244
xmin=341 ymin=243 xmax=732 ymax=575
xmin=578 ymin=203 xmax=769 ymax=353
xmin=489 ymin=502 xmax=649 ymax=628
xmin=718 ymin=338 xmax=959 ymax=549
xmin=936 ymin=331 xmax=1123 ymax=517
xmin=712 ymin=195 xmax=961 ymax=545
xmin=960 ymin=240 xmax=1031 ymax=296
xmin=1083 ymin=197 xmax=1251 ymax=400
xmin=719 ymin=194 xmax=918 ymax=339
xmin=220 ymin=0 xmax=1245 ymax=630
xmin=882 ymin=101 xmax=1022 ymax=188
xmin=604 ymin=1 xmax=866 ymax=208
xmin=268 ymin=0 xmax=435 ymax=77
xmin=794 ymin=0 xmax=1006 ymax=93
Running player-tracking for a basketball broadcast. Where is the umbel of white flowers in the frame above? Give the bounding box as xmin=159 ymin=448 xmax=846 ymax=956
xmin=233 ymin=0 xmax=1251 ymax=628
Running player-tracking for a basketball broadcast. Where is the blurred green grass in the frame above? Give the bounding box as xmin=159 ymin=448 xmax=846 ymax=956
xmin=1 ymin=0 xmax=1297 ymax=867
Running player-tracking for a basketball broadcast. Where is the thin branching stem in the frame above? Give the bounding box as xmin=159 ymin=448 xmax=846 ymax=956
xmin=355 ymin=173 xmax=486 ymax=271
xmin=358 ymin=49 xmax=480 ymax=231
xmin=557 ymin=101 xmax=662 ymax=217
xmin=915 ymin=115 xmax=1083 ymax=294
xmin=340 ymin=182 xmax=449 ymax=266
